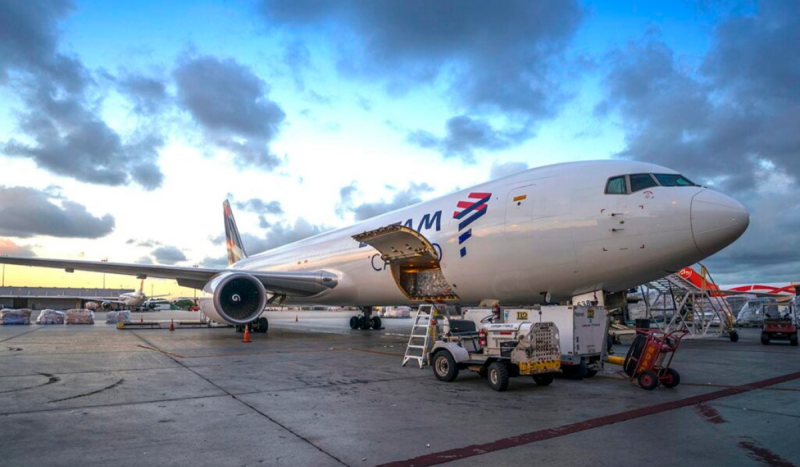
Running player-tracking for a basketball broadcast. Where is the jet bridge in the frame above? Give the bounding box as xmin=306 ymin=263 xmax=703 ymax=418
xmin=353 ymin=225 xmax=459 ymax=301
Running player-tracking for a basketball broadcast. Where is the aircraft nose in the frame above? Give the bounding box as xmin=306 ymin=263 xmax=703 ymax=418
xmin=691 ymin=189 xmax=750 ymax=256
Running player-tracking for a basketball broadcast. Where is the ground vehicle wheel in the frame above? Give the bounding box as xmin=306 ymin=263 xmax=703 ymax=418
xmin=761 ymin=333 xmax=770 ymax=345
xmin=349 ymin=316 xmax=358 ymax=329
xmin=661 ymin=368 xmax=680 ymax=388
xmin=585 ymin=369 xmax=598 ymax=378
xmin=607 ymin=333 xmax=614 ymax=353
xmin=563 ymin=360 xmax=588 ymax=379
xmin=257 ymin=317 xmax=269 ymax=333
xmin=729 ymin=331 xmax=739 ymax=342
xmin=432 ymin=351 xmax=459 ymax=382
xmin=637 ymin=369 xmax=659 ymax=390
xmin=533 ymin=373 xmax=555 ymax=386
xmin=487 ymin=362 xmax=510 ymax=391
xmin=790 ymin=334 xmax=798 ymax=346
xmin=371 ymin=316 xmax=382 ymax=330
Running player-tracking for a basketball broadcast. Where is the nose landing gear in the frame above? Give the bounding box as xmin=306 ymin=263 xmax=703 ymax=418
xmin=349 ymin=307 xmax=382 ymax=330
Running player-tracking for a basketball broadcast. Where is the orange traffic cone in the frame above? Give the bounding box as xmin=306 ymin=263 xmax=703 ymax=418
xmin=295 ymin=314 xmax=298 ymax=322
xmin=242 ymin=325 xmax=251 ymax=343
xmin=169 ymin=319 xmax=175 ymax=332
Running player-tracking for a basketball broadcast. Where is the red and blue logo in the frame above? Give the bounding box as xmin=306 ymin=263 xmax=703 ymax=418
xmin=453 ymin=192 xmax=491 ymax=257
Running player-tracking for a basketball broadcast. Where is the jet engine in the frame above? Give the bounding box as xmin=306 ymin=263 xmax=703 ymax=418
xmin=199 ymin=272 xmax=268 ymax=325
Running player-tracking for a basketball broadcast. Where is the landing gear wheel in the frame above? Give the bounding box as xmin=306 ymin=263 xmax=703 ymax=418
xmin=371 ymin=316 xmax=382 ymax=330
xmin=533 ymin=373 xmax=555 ymax=386
xmin=637 ymin=369 xmax=659 ymax=390
xmin=729 ymin=331 xmax=739 ymax=342
xmin=432 ymin=351 xmax=459 ymax=382
xmin=661 ymin=368 xmax=680 ymax=388
xmin=791 ymin=334 xmax=798 ymax=346
xmin=585 ymin=369 xmax=598 ymax=378
xmin=761 ymin=333 xmax=770 ymax=345
xmin=349 ymin=316 xmax=359 ymax=329
xmin=254 ymin=317 xmax=269 ymax=333
xmin=487 ymin=362 xmax=510 ymax=392
xmin=359 ymin=316 xmax=371 ymax=330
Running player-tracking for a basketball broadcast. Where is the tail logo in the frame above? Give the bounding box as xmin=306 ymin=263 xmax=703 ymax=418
xmin=453 ymin=192 xmax=491 ymax=257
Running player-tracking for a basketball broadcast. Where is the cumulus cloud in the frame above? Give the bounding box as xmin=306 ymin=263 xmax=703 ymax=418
xmin=0 ymin=186 xmax=115 ymax=238
xmin=174 ymin=54 xmax=286 ymax=170
xmin=259 ymin=0 xmax=584 ymax=158
xmin=596 ymin=3 xmax=800 ymax=282
xmin=234 ymin=198 xmax=283 ymax=216
xmin=0 ymin=1 xmax=164 ymax=190
xmin=126 ymin=239 xmax=162 ymax=248
xmin=407 ymin=116 xmax=530 ymax=162
xmin=0 ymin=239 xmax=36 ymax=257
xmin=200 ymin=255 xmax=228 ymax=268
xmin=337 ymin=182 xmax=434 ymax=221
xmin=117 ymin=72 xmax=168 ymax=115
xmin=489 ymin=161 xmax=529 ymax=180
xmin=151 ymin=246 xmax=187 ymax=265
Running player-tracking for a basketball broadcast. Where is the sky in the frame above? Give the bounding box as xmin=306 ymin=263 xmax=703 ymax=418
xmin=0 ymin=0 xmax=798 ymax=297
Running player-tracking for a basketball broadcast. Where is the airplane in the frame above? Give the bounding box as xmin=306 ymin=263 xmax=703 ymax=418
xmin=84 ymin=279 xmax=170 ymax=310
xmin=677 ymin=266 xmax=798 ymax=298
xmin=0 ymin=160 xmax=750 ymax=334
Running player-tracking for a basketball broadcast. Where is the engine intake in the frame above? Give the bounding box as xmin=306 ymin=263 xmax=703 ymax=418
xmin=201 ymin=272 xmax=268 ymax=325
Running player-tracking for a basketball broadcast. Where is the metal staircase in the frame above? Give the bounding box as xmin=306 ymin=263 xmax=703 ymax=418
xmin=402 ymin=304 xmax=436 ymax=368
xmin=639 ymin=265 xmax=737 ymax=340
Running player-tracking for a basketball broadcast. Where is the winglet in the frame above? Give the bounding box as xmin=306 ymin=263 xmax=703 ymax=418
xmin=224 ymin=200 xmax=247 ymax=266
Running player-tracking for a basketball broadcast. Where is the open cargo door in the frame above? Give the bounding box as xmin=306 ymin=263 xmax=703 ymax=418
xmin=353 ymin=225 xmax=459 ymax=301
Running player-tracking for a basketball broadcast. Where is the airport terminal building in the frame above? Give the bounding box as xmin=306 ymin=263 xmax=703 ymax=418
xmin=0 ymin=286 xmax=133 ymax=310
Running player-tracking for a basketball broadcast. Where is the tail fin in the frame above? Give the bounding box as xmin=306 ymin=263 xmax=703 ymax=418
xmin=223 ymin=200 xmax=247 ymax=266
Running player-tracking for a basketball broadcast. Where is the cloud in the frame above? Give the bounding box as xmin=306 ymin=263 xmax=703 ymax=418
xmin=174 ymin=54 xmax=286 ymax=170
xmin=283 ymin=40 xmax=311 ymax=91
xmin=337 ymin=182 xmax=434 ymax=221
xmin=596 ymin=4 xmax=800 ymax=283
xmin=0 ymin=239 xmax=36 ymax=257
xmin=240 ymin=218 xmax=330 ymax=255
xmin=151 ymin=245 xmax=187 ymax=265
xmin=200 ymin=255 xmax=228 ymax=268
xmin=117 ymin=72 xmax=168 ymax=115
xmin=407 ymin=115 xmax=530 ymax=162
xmin=489 ymin=161 xmax=529 ymax=180
xmin=0 ymin=1 xmax=164 ymax=190
xmin=0 ymin=186 xmax=115 ymax=238
xmin=234 ymin=198 xmax=283 ymax=216
xmin=127 ymin=239 xmax=162 ymax=248
xmin=259 ymin=1 xmax=584 ymax=152
xmin=136 ymin=255 xmax=154 ymax=265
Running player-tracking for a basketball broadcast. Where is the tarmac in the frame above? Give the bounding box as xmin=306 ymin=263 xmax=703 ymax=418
xmin=1 ymin=310 xmax=799 ymax=467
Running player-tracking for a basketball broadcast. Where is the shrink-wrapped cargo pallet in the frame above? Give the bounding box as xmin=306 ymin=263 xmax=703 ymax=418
xmin=105 ymin=310 xmax=131 ymax=324
xmin=36 ymin=309 xmax=65 ymax=325
xmin=65 ymin=308 xmax=95 ymax=325
xmin=0 ymin=308 xmax=32 ymax=325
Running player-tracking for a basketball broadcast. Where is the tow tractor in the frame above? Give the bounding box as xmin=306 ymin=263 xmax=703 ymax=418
xmin=429 ymin=316 xmax=561 ymax=392
xmin=760 ymin=302 xmax=798 ymax=346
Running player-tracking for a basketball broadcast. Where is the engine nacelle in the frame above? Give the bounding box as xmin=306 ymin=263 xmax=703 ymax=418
xmin=199 ymin=272 xmax=268 ymax=325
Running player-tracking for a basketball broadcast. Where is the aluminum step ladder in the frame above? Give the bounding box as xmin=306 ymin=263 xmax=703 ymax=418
xmin=402 ymin=305 xmax=436 ymax=368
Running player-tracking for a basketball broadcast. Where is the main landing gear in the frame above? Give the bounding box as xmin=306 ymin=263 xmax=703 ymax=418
xmin=235 ymin=316 xmax=269 ymax=333
xmin=349 ymin=306 xmax=382 ymax=330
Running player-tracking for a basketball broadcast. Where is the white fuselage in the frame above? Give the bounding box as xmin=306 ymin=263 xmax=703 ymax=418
xmin=230 ymin=160 xmax=749 ymax=306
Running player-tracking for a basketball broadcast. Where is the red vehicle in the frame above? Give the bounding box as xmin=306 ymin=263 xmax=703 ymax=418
xmin=761 ymin=303 xmax=798 ymax=346
xmin=623 ymin=329 xmax=687 ymax=390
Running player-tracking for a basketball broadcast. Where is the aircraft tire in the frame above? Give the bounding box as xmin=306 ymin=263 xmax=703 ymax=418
xmin=349 ymin=316 xmax=359 ymax=329
xmin=371 ymin=316 xmax=382 ymax=330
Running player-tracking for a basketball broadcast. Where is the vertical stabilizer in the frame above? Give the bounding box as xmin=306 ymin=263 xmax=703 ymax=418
xmin=223 ymin=200 xmax=247 ymax=266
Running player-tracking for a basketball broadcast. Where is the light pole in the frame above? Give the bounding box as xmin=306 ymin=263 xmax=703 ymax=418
xmin=101 ymin=258 xmax=108 ymax=289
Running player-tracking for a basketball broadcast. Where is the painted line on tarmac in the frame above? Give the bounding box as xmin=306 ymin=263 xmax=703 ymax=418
xmin=0 ymin=326 xmax=41 ymax=343
xmin=136 ymin=344 xmax=185 ymax=359
xmin=376 ymin=370 xmax=800 ymax=467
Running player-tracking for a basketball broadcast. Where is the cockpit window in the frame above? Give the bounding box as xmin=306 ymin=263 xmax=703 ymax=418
xmin=653 ymin=173 xmax=697 ymax=187
xmin=605 ymin=176 xmax=627 ymax=194
xmin=629 ymin=173 xmax=658 ymax=193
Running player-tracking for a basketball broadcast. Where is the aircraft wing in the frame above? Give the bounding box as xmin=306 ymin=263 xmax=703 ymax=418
xmin=0 ymin=256 xmax=338 ymax=296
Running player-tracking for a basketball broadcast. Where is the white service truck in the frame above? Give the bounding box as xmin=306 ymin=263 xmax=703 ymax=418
xmin=504 ymin=305 xmax=610 ymax=378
